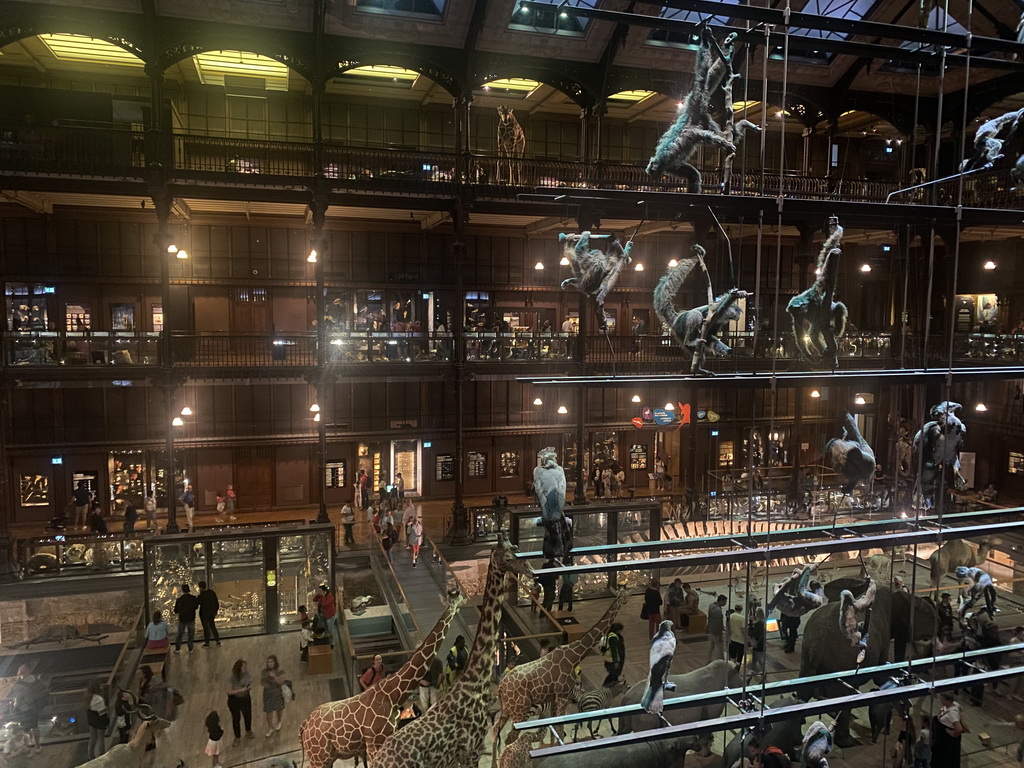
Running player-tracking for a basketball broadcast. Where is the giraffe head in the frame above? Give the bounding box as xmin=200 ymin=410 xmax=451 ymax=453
xmin=493 ymin=533 xmax=533 ymax=581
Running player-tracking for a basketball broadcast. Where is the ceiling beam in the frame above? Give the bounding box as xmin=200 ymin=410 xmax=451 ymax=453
xmin=171 ymin=198 xmax=191 ymax=220
xmin=524 ymin=216 xmax=567 ymax=235
xmin=1 ymin=191 xmax=52 ymax=214
xmin=420 ymin=210 xmax=449 ymax=230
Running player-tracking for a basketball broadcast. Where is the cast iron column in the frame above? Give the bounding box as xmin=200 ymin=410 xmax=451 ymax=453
xmin=449 ymin=201 xmax=471 ymax=543
xmin=311 ymin=192 xmax=330 ymax=524
xmin=573 ymin=294 xmax=588 ymax=505
xmin=153 ymin=188 xmax=180 ymax=533
xmin=0 ymin=386 xmax=16 ymax=580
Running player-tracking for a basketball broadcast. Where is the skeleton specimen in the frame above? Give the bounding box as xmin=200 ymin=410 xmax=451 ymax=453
xmin=787 ymin=217 xmax=848 ymax=369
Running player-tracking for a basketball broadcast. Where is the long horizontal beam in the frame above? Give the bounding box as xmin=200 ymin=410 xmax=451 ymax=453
xmin=516 ymin=507 xmax=1014 ymax=560
xmin=531 ymin=519 xmax=1024 ymax=577
xmin=528 ymin=0 xmax=1024 ymax=65
xmin=518 ymin=642 xmax=1023 ymax=733
xmin=527 ymin=665 xmax=1023 ymax=758
xmin=520 ymin=365 xmax=1024 ymax=389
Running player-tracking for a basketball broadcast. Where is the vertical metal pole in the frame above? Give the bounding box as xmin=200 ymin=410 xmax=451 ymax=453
xmin=573 ymin=295 xmax=587 ymax=505
xmin=311 ymin=194 xmax=330 ymax=525
xmin=449 ymin=203 xmax=471 ymax=543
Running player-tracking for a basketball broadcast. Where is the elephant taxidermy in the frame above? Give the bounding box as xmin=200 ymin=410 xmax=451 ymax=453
xmin=912 ymin=401 xmax=967 ymax=508
xmin=787 ymin=216 xmax=848 ymax=369
xmin=558 ymin=231 xmax=632 ymax=331
xmin=654 ymin=244 xmax=749 ymax=377
xmin=825 ymin=412 xmax=876 ymax=494
xmin=645 ymin=27 xmax=759 ymax=193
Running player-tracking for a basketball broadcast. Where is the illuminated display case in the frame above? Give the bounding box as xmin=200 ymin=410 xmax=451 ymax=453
xmin=143 ymin=523 xmax=335 ymax=636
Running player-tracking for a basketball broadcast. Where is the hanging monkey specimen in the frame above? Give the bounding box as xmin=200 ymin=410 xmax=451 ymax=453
xmin=912 ymin=401 xmax=967 ymax=509
xmin=645 ymin=27 xmax=759 ymax=193
xmin=825 ymin=412 xmax=877 ymax=494
xmin=787 ymin=216 xmax=849 ymax=369
xmin=654 ymin=244 xmax=749 ymax=377
xmin=558 ymin=231 xmax=632 ymax=331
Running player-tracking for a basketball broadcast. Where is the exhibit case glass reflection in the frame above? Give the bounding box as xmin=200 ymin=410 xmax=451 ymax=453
xmin=144 ymin=523 xmax=335 ymax=636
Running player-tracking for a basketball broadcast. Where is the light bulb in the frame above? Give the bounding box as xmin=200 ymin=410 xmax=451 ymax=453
xmin=557 ymin=405 xmax=568 ymax=414
xmin=166 ymin=243 xmax=178 ymax=254
xmin=860 ymin=263 xmax=871 ymax=272
xmin=665 ymin=403 xmax=674 ymax=411
xmin=180 ymin=406 xmax=192 ymax=416
xmin=533 ymin=397 xmax=543 ymax=406
xmin=176 ymin=249 xmax=188 ymax=260
xmin=810 ymin=390 xmax=821 ymax=398
xmin=307 ymin=249 xmax=318 ymax=263
xmin=172 ymin=417 xmax=184 ymax=427
xmin=668 ymin=259 xmax=678 ymax=268
xmin=984 ymin=261 xmax=996 ymax=270
xmin=309 ymin=403 xmax=320 ymax=412
xmin=534 ymin=261 xmax=544 ymax=270
xmin=631 ymin=394 xmax=641 ymax=403
xmin=634 ymin=263 xmax=644 ymax=271
xmin=559 ymin=256 xmax=570 ymax=266
xmin=313 ymin=412 xmax=321 ymax=422
xmin=975 ymin=403 xmax=987 ymax=412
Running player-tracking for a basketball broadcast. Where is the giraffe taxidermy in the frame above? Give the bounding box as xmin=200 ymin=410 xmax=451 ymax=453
xmin=787 ymin=216 xmax=848 ymax=369
xmin=496 ymin=105 xmax=526 ymax=185
xmin=645 ymin=28 xmax=759 ymax=193
xmin=558 ymin=230 xmax=632 ymax=331
xmin=653 ymin=243 xmax=749 ymax=376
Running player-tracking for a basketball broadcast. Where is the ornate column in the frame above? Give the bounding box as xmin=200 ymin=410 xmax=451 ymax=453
xmin=145 ymin=62 xmax=167 ymax=169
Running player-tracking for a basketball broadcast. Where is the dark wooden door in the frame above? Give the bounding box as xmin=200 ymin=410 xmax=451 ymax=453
xmin=230 ymin=289 xmax=271 ymax=361
xmin=234 ymin=447 xmax=274 ymax=511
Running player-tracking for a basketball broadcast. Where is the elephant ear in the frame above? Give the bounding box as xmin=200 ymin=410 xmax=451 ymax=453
xmin=824 ymin=577 xmax=871 ymax=603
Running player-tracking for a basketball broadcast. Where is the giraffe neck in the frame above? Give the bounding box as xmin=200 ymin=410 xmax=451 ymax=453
xmin=457 ymin=556 xmax=508 ymax=689
xmin=549 ymin=590 xmax=628 ymax=666
xmin=376 ymin=598 xmax=462 ymax=701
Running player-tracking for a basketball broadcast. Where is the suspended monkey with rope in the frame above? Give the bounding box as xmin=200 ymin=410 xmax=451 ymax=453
xmin=654 ymin=243 xmax=749 ymax=377
xmin=645 ymin=26 xmax=760 ymax=193
xmin=787 ymin=216 xmax=849 ymax=369
xmin=558 ymin=229 xmax=637 ymax=331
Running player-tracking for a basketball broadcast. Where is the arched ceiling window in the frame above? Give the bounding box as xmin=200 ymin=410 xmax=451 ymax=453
xmin=193 ymin=50 xmax=290 ymax=91
xmin=509 ymin=0 xmax=589 ymax=37
xmin=38 ymin=34 xmax=143 ymax=67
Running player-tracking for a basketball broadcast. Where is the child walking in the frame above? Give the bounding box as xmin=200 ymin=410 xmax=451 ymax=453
xmin=300 ymin=619 xmax=313 ymax=662
xmin=205 ymin=710 xmax=225 ymax=768
xmin=215 ymin=493 xmax=226 ymax=523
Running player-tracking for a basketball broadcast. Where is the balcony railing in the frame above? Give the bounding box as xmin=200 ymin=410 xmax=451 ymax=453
xmin=0 ymin=124 xmax=927 ymax=206
xmin=4 ymin=331 xmax=159 ymax=367
xmin=172 ymin=333 xmax=316 ymax=367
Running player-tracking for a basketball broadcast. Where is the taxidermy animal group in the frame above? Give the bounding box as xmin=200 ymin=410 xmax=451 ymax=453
xmin=558 ymin=231 xmax=632 ymax=330
xmin=839 ymin=577 xmax=877 ymax=663
xmin=766 ymin=565 xmax=824 ymax=617
xmin=960 ymin=108 xmax=1024 ymax=172
xmin=787 ymin=216 xmax=848 ymax=369
xmin=645 ymin=28 xmax=759 ymax=192
xmin=533 ymin=447 xmax=572 ymax=561
xmin=654 ymin=244 xmax=749 ymax=376
xmin=825 ymin=412 xmax=876 ymax=494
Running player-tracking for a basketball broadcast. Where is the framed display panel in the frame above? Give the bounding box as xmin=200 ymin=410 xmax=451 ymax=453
xmin=325 ymin=460 xmax=347 ymax=488
xmin=468 ymin=451 xmax=488 ymax=478
xmin=629 ymin=444 xmax=648 ymax=471
xmin=18 ymin=534 xmax=146 ymax=578
xmin=500 ymin=451 xmax=520 ymax=478
xmin=392 ymin=439 xmax=420 ymax=494
xmin=110 ymin=303 xmax=135 ymax=332
xmin=435 ymin=453 xmax=455 ymax=481
xmin=20 ymin=473 xmax=49 ymax=507
xmin=143 ymin=524 xmax=335 ymax=637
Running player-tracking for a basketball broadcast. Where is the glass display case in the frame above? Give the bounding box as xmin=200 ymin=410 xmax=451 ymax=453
xmin=144 ymin=523 xmax=334 ymax=636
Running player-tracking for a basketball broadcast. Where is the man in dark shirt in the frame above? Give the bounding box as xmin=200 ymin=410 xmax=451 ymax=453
xmin=73 ymin=482 xmax=91 ymax=530
xmin=173 ymin=583 xmax=200 ymax=654
xmin=938 ymin=593 xmax=955 ymax=640
xmin=197 ymin=580 xmax=221 ymax=648
xmin=537 ymin=559 xmax=558 ymax=612
xmin=602 ymin=622 xmax=625 ymax=686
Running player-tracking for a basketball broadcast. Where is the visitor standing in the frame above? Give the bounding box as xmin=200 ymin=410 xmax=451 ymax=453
xmin=84 ymin=679 xmax=109 ymax=759
xmin=410 ymin=516 xmax=423 ymax=567
xmin=359 ymin=654 xmax=387 ymax=691
xmin=395 ymin=472 xmax=405 ymax=500
xmin=214 ymin=492 xmax=226 ymax=523
xmin=123 ymin=500 xmax=138 ymax=535
xmin=728 ymin=604 xmax=746 ymax=664
xmin=558 ymin=567 xmax=577 ymax=612
xmin=174 ymin=583 xmax=200 ymax=654
xmin=144 ymin=491 xmax=158 ymax=531
xmin=359 ymin=470 xmax=369 ymax=510
xmin=402 ymin=500 xmax=417 ymax=548
xmin=341 ymin=502 xmax=356 ymax=545
xmin=179 ymin=484 xmax=196 ymax=533
xmin=707 ymin=594 xmax=727 ymax=662
xmin=204 ymin=711 xmax=224 ymax=768
xmin=313 ymin=584 xmax=338 ymax=650
xmin=747 ymin=608 xmax=766 ymax=681
xmin=931 ymin=692 xmax=963 ymax=768
xmin=938 ymin=593 xmax=955 ymax=640
xmin=914 ymin=714 xmax=931 ymax=768
xmin=10 ymin=664 xmax=44 ymax=753
xmin=446 ymin=636 xmax=468 ymax=685
xmin=419 ymin=657 xmax=443 ymax=710
xmin=601 ymin=622 xmax=625 ymax=686
xmin=299 ymin=620 xmax=313 ymax=662
xmin=198 ymin=580 xmax=221 ymax=648
xmin=382 ymin=522 xmax=397 ymax=563
xmin=260 ymin=655 xmax=287 ymax=738
xmin=643 ymin=577 xmax=663 ymax=640
xmin=538 ymin=559 xmax=558 ymax=612
xmin=144 ymin=611 xmax=170 ymax=650
xmin=73 ymin=481 xmax=91 ymax=530
xmin=227 ymin=659 xmax=255 ymax=746
xmin=226 ymin=484 xmax=238 ymax=519
xmin=780 ymin=613 xmax=801 ymax=654
xmin=113 ymin=689 xmax=133 ymax=744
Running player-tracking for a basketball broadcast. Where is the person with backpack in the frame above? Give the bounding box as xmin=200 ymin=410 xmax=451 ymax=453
xmin=11 ymin=664 xmax=45 ymax=753
xmin=359 ymin=654 xmax=387 ymax=691
xmin=601 ymin=622 xmax=625 ymax=686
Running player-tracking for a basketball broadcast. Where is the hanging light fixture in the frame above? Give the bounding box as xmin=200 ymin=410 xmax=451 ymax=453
xmin=860 ymin=263 xmax=872 ymax=272
xmin=309 ymin=403 xmax=320 ymax=413
xmin=634 ymin=263 xmax=645 ymax=271
xmin=665 ymin=403 xmax=674 ymax=411
xmin=975 ymin=403 xmax=988 ymax=412
xmin=668 ymin=259 xmax=678 ymax=268
xmin=631 ymin=394 xmax=641 ymax=403
xmin=559 ymin=255 xmax=570 ymax=266
xmin=180 ymin=406 xmax=192 ymax=416
xmin=984 ymin=261 xmax=996 ymax=270
xmin=854 ymin=395 xmax=867 ymax=405
xmin=172 ymin=416 xmax=184 ymax=427
xmin=313 ymin=412 xmax=321 ymax=422
xmin=533 ymin=397 xmax=543 ymax=406
xmin=307 ymin=249 xmax=318 ymax=263
xmin=810 ymin=390 xmax=821 ymax=398
xmin=557 ymin=405 xmax=568 ymax=414
xmin=534 ymin=261 xmax=545 ymax=270
xmin=176 ymin=249 xmax=189 ymax=259
xmin=166 ymin=243 xmax=178 ymax=254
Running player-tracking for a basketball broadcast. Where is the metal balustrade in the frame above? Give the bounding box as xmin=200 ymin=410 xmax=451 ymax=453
xmin=0 ymin=123 xmax=146 ymax=177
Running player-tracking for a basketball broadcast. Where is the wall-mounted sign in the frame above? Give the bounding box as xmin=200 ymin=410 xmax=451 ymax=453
xmin=631 ymin=417 xmax=644 ymax=429
xmin=324 ymin=460 xmax=347 ymax=489
xmin=642 ymin=407 xmax=652 ymax=421
xmin=629 ymin=444 xmax=648 ymax=471
xmin=652 ymin=408 xmax=674 ymax=426
xmin=468 ymin=451 xmax=488 ymax=478
xmin=435 ymin=454 xmax=455 ymax=482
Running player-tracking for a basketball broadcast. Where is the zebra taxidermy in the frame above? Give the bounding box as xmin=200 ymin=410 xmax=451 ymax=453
xmin=645 ymin=27 xmax=759 ymax=193
xmin=558 ymin=231 xmax=633 ymax=330
xmin=787 ymin=216 xmax=848 ymax=369
xmin=496 ymin=105 xmax=526 ymax=185
xmin=654 ymin=244 xmax=749 ymax=377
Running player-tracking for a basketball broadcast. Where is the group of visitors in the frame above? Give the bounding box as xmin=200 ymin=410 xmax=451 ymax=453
xmin=141 ymin=581 xmax=223 ymax=654
xmin=369 ymin=498 xmax=424 ymax=567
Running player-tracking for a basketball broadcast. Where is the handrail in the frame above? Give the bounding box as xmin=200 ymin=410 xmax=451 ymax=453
xmin=107 ymin=605 xmax=146 ymax=692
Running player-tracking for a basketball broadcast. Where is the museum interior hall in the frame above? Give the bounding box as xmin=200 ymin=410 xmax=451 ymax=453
xmin=3 ymin=0 xmax=1024 ymax=766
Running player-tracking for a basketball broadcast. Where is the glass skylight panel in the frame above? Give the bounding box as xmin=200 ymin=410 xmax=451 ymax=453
xmin=355 ymin=0 xmax=447 ymax=20
xmin=194 ymin=51 xmax=290 ymax=91
xmin=38 ymin=34 xmax=143 ymax=67
xmin=788 ymin=0 xmax=879 ymax=39
xmin=648 ymin=2 xmax=740 ymax=47
xmin=509 ymin=0 xmax=590 ymax=36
